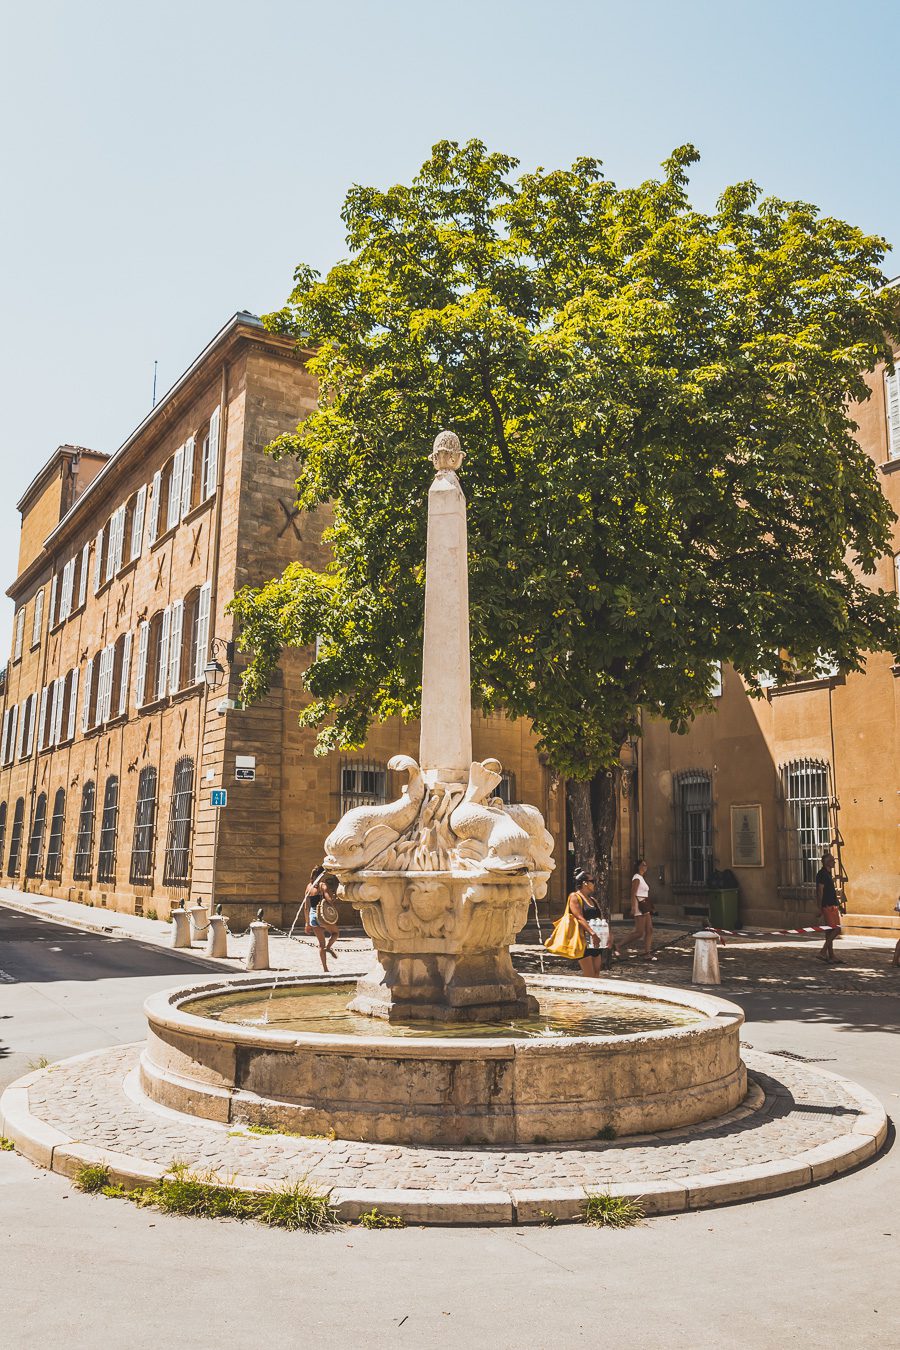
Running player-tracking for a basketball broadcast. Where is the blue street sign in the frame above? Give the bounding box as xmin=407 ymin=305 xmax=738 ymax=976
xmin=211 ymin=789 xmax=227 ymax=808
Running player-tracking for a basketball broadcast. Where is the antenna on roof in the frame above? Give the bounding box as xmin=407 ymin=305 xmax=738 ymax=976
xmin=152 ymin=360 xmax=158 ymax=408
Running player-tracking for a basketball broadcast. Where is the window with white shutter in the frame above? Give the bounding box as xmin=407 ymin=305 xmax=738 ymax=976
xmin=119 ymin=630 xmax=132 ymax=715
xmin=169 ymin=599 xmax=184 ymax=693
xmin=93 ymin=528 xmax=104 ymax=592
xmin=194 ymin=582 xmax=211 ymax=682
xmin=55 ymin=677 xmax=68 ymax=744
xmin=135 ymin=621 xmax=149 ymax=707
xmin=36 ymin=686 xmax=49 ymax=751
xmin=106 ymin=507 xmax=124 ymax=581
xmin=148 ymin=470 xmax=162 ymax=543
xmin=157 ymin=606 xmax=171 ymax=700
xmin=167 ymin=446 xmax=184 ymax=531
xmin=67 ymin=667 xmax=79 ymax=741
xmin=60 ymin=557 xmax=75 ymax=621
xmin=204 ymin=406 xmax=220 ymax=499
xmin=709 ymin=662 xmax=723 ymax=698
xmin=1 ymin=710 xmax=9 ymax=764
xmin=7 ymin=705 xmax=18 ymax=764
xmin=886 ymin=368 xmax=900 ymax=461
xmin=78 ymin=540 xmax=90 ymax=608
xmin=81 ymin=657 xmax=94 ymax=733
xmin=15 ymin=700 xmax=26 ymax=759
xmin=13 ymin=609 xmax=24 ymax=661
xmin=98 ymin=645 xmax=114 ymax=722
xmin=24 ymin=693 xmax=36 ymax=756
xmin=131 ymin=485 xmax=147 ymax=560
xmin=181 ymin=438 xmax=195 ymax=517
xmin=32 ymin=590 xmax=44 ymax=647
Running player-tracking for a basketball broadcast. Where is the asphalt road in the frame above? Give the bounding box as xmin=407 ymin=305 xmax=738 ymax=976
xmin=1 ymin=901 xmax=898 ymax=1349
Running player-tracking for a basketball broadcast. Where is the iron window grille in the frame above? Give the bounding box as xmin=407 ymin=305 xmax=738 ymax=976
xmin=779 ymin=759 xmax=833 ymax=890
xmin=339 ymin=759 xmax=387 ymax=816
xmin=73 ymin=781 xmax=96 ymax=881
xmin=674 ymin=771 xmax=713 ymax=886
xmin=130 ymin=766 xmax=158 ymax=884
xmin=495 ymin=771 xmax=516 ymax=804
xmin=97 ymin=776 xmax=119 ymax=883
xmin=163 ymin=756 xmax=194 ymax=884
xmin=25 ymin=792 xmax=48 ymax=878
xmin=45 ymin=789 xmax=66 ymax=881
xmin=7 ymin=798 xmax=24 ymax=876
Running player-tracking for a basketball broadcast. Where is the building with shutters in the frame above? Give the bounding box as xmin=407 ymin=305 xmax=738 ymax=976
xmin=0 ymin=313 xmax=565 ymax=925
xmin=637 ymin=346 xmax=900 ymax=940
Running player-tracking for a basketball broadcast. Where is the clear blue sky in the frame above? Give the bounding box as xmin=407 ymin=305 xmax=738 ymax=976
xmin=1 ymin=0 xmax=898 ymax=653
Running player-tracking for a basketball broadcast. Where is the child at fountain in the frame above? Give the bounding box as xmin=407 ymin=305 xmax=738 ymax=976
xmin=301 ymin=864 xmax=332 ymax=973
xmin=315 ymin=872 xmax=342 ymax=967
xmin=616 ymin=859 xmax=657 ymax=961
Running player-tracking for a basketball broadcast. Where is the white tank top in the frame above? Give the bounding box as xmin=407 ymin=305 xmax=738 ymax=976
xmin=633 ymin=874 xmax=649 ymax=899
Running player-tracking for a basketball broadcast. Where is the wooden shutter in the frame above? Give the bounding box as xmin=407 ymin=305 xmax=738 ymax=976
xmin=93 ymin=528 xmax=104 ymax=592
xmin=60 ymin=558 xmax=75 ymax=621
xmin=181 ymin=439 xmax=194 ymax=518
xmin=135 ymin=621 xmax=149 ymax=707
xmin=168 ymin=447 xmax=184 ymax=531
xmin=81 ymin=658 xmax=94 ymax=733
xmin=205 ymin=406 xmax=220 ymax=498
xmin=119 ymin=631 xmax=132 ymax=715
xmin=78 ymin=540 xmax=90 ymax=608
xmin=49 ymin=574 xmax=59 ymax=629
xmin=169 ymin=600 xmax=183 ymax=693
xmin=157 ymin=606 xmax=171 ymax=700
xmin=13 ymin=609 xmax=23 ymax=661
xmin=25 ymin=693 xmax=36 ymax=756
xmin=886 ymin=369 xmax=900 ymax=460
xmin=36 ymin=686 xmax=48 ymax=750
xmin=194 ymin=582 xmax=211 ymax=682
xmin=15 ymin=701 xmax=26 ymax=759
xmin=131 ymin=485 xmax=147 ymax=560
xmin=149 ymin=470 xmax=162 ymax=543
xmin=67 ymin=667 xmax=79 ymax=741
xmin=32 ymin=589 xmax=44 ymax=646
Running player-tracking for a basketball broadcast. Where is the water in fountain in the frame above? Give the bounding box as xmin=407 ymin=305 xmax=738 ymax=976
xmin=529 ymin=874 xmax=546 ymax=975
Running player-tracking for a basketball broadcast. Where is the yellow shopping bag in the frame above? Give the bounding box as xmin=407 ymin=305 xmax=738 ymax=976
xmin=544 ymin=905 xmax=586 ymax=960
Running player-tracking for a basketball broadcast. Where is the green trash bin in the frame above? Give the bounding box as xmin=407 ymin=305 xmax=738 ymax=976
xmin=707 ymin=888 xmax=739 ymax=930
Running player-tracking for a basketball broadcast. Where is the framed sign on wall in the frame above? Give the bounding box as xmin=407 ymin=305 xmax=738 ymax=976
xmin=731 ymin=804 xmax=764 ymax=868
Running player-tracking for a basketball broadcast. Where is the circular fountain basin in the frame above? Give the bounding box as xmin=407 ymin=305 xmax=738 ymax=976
xmin=141 ymin=974 xmax=746 ymax=1146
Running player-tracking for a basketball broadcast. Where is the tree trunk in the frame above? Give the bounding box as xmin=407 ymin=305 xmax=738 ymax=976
xmin=566 ymin=770 xmax=620 ymax=922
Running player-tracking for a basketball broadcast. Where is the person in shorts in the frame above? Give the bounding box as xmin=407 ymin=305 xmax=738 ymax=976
xmin=567 ymin=869 xmax=610 ymax=977
xmin=302 ymin=864 xmax=331 ymax=972
xmin=616 ymin=859 xmax=656 ymax=961
xmin=816 ymin=851 xmax=842 ymax=963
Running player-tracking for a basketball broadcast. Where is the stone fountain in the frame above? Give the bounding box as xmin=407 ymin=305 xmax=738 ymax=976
xmin=324 ymin=431 xmax=553 ymax=1022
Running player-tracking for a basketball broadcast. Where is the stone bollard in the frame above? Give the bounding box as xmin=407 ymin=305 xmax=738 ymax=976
xmin=206 ymin=911 xmax=229 ymax=958
xmin=246 ymin=910 xmax=270 ymax=971
xmin=170 ymin=904 xmax=192 ymax=949
xmin=187 ymin=901 xmax=209 ymax=943
xmin=692 ymin=929 xmax=721 ymax=985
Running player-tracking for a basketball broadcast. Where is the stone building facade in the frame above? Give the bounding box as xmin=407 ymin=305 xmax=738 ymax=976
xmin=0 ymin=314 xmax=564 ymax=927
xmin=639 ymin=352 xmax=900 ymax=939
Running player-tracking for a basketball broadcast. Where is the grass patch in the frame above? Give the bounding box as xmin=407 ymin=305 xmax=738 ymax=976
xmin=145 ymin=908 xmax=159 ymax=922
xmin=583 ymin=1193 xmax=644 ymax=1228
xmin=74 ymin=1162 xmax=112 ymax=1193
xmin=358 ymin=1207 xmax=405 ymax=1230
xmin=538 ymin=1210 xmax=558 ymax=1226
xmin=28 ymin=1055 xmax=51 ymax=1071
xmin=0 ymin=1137 xmax=15 ymax=1152
xmin=229 ymin=1124 xmax=336 ymax=1141
xmin=595 ymin=1124 xmax=618 ymax=1142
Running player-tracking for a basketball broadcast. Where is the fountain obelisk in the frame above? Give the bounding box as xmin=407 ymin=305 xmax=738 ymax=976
xmin=418 ymin=431 xmax=472 ymax=785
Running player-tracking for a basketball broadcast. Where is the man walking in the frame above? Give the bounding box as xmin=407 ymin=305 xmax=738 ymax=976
xmin=816 ymin=851 xmax=842 ymax=963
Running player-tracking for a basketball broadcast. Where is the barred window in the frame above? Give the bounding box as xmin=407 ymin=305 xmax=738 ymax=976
xmin=7 ymin=797 xmax=24 ymax=876
xmin=0 ymin=801 xmax=7 ymax=863
xmin=25 ymin=792 xmax=48 ymax=878
xmin=163 ymin=757 xmax=194 ymax=884
xmin=674 ymin=771 xmax=713 ymax=885
xmin=97 ymin=776 xmax=119 ymax=884
xmin=780 ymin=759 xmax=832 ymax=889
xmin=130 ymin=766 xmax=157 ymax=884
xmin=339 ymin=759 xmax=387 ymax=815
xmin=495 ymin=771 xmax=516 ymax=804
xmin=45 ymin=789 xmax=66 ymax=880
xmin=73 ymin=781 xmax=96 ymax=881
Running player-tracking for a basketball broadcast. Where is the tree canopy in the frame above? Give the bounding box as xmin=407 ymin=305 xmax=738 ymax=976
xmin=233 ymin=139 xmax=900 ymax=797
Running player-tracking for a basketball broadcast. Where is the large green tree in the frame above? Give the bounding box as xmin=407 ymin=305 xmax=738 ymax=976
xmin=232 ymin=140 xmax=900 ymax=912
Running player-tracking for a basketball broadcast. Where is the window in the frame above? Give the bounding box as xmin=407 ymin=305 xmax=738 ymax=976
xmin=63 ymin=667 xmax=79 ymax=741
xmin=17 ymin=693 xmax=35 ymax=759
xmin=203 ymin=406 xmax=220 ymax=499
xmin=45 ymin=789 xmax=66 ymax=881
xmin=885 ymin=366 xmax=900 ymax=461
xmin=93 ymin=525 xmax=106 ymax=593
xmin=0 ymin=802 xmax=7 ymax=864
xmin=96 ymin=776 xmax=119 ymax=883
xmin=674 ymin=771 xmax=713 ymax=885
xmin=31 ymin=589 xmax=44 ymax=647
xmin=36 ymin=685 xmax=49 ymax=751
xmin=135 ymin=620 xmax=150 ymax=706
xmin=339 ymin=759 xmax=387 ymax=815
xmin=7 ymin=798 xmax=25 ymax=876
xmin=130 ymin=766 xmax=157 ymax=883
xmin=128 ymin=484 xmax=147 ymax=561
xmin=73 ymin=781 xmax=96 ymax=880
xmin=709 ymin=662 xmax=723 ymax=698
xmin=49 ymin=573 xmax=59 ymax=627
xmin=495 ymin=771 xmax=516 ymax=804
xmin=780 ymin=759 xmax=833 ymax=889
xmin=163 ymin=756 xmax=194 ymax=884
xmin=105 ymin=505 xmax=126 ymax=582
xmin=114 ymin=631 xmax=132 ymax=716
xmin=77 ymin=540 xmax=90 ymax=609
xmin=193 ymin=582 xmax=211 ymax=683
xmin=81 ymin=657 xmax=96 ymax=733
xmin=25 ymin=793 xmax=48 ymax=878
xmin=59 ymin=555 xmax=76 ymax=621
xmin=1 ymin=704 xmax=18 ymax=765
xmin=13 ymin=607 xmax=24 ymax=662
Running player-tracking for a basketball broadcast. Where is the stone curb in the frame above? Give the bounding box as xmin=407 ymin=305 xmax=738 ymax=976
xmin=1 ymin=1049 xmax=889 ymax=1227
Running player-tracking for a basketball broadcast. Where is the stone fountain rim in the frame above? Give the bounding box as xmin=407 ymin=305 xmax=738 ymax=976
xmin=143 ymin=973 xmax=744 ymax=1057
xmin=335 ymin=869 xmax=553 ymax=881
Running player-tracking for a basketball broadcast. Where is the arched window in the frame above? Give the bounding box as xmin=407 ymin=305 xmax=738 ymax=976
xmin=7 ymin=797 xmax=25 ymax=876
xmin=73 ymin=781 xmax=96 ymax=880
xmin=45 ymin=789 xmax=66 ymax=880
xmin=130 ymin=766 xmax=158 ymax=884
xmin=163 ymin=757 xmax=194 ymax=884
xmin=674 ymin=771 xmax=713 ymax=886
xmin=25 ymin=793 xmax=48 ymax=878
xmin=97 ymin=776 xmax=119 ymax=883
xmin=0 ymin=801 xmax=7 ymax=863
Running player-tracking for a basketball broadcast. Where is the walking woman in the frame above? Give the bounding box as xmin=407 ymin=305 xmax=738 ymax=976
xmin=544 ymin=868 xmax=608 ymax=977
xmin=302 ymin=864 xmax=338 ymax=973
xmin=617 ymin=859 xmax=656 ymax=961
xmin=316 ymin=871 xmax=341 ymax=964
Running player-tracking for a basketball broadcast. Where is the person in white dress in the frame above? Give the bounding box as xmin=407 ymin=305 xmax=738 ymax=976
xmin=616 ymin=859 xmax=656 ymax=961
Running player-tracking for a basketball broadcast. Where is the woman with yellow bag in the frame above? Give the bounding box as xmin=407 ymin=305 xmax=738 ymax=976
xmin=544 ymin=869 xmax=608 ymax=977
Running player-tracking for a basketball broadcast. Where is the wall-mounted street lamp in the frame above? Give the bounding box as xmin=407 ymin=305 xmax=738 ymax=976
xmin=203 ymin=637 xmax=235 ymax=689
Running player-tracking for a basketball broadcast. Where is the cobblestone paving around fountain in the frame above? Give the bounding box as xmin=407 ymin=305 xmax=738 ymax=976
xmin=2 ymin=1041 xmax=886 ymax=1224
